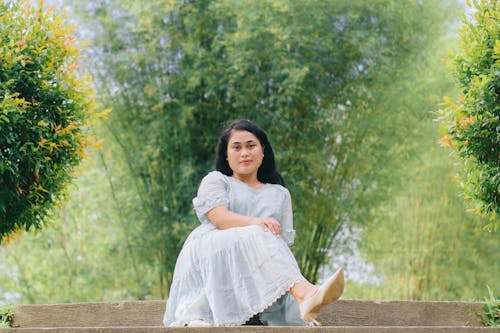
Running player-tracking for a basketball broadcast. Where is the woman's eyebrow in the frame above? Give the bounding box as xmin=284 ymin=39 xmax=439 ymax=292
xmin=230 ymin=139 xmax=256 ymax=145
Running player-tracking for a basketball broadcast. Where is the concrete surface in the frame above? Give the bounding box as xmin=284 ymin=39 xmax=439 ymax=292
xmin=11 ymin=300 xmax=485 ymax=328
xmin=2 ymin=326 xmax=500 ymax=332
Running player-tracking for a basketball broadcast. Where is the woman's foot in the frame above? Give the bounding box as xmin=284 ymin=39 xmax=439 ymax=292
xmin=299 ymin=267 xmax=344 ymax=322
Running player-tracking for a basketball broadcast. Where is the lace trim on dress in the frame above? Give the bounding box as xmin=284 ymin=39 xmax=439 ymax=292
xmin=232 ymin=278 xmax=301 ymax=327
xmin=171 ymin=246 xmax=301 ymax=325
xmin=172 ymin=266 xmax=300 ymax=326
xmin=168 ymin=279 xmax=299 ymax=327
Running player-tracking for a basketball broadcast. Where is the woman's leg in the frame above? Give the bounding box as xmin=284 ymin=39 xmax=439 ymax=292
xmin=169 ymin=225 xmax=308 ymax=326
xmin=289 ymin=280 xmax=318 ymax=303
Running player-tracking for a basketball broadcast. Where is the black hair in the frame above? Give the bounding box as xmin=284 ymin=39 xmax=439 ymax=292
xmin=215 ymin=119 xmax=285 ymax=186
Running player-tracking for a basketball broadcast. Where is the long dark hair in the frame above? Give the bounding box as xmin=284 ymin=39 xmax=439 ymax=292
xmin=215 ymin=119 xmax=285 ymax=186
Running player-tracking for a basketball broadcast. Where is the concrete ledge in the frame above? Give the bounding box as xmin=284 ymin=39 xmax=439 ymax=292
xmin=2 ymin=326 xmax=500 ymax=332
xmin=318 ymin=300 xmax=485 ymax=327
xmin=12 ymin=301 xmax=166 ymax=328
xmin=12 ymin=300 xmax=486 ymax=328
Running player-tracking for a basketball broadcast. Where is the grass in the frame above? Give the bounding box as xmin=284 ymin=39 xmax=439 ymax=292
xmin=480 ymin=286 xmax=500 ymax=327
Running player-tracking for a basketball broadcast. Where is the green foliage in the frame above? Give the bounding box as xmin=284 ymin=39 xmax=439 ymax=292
xmin=0 ymin=304 xmax=13 ymax=328
xmin=0 ymin=154 xmax=163 ymax=303
xmin=481 ymin=286 xmax=500 ymax=327
xmin=5 ymin=0 xmax=449 ymax=302
xmin=0 ymin=0 xmax=492 ymax=307
xmin=437 ymin=0 xmax=500 ymax=230
xmin=342 ymin=30 xmax=500 ymax=301
xmin=66 ymin=0 xmax=458 ymax=295
xmin=0 ymin=0 xmax=470 ymax=304
xmin=0 ymin=0 xmax=96 ymax=241
xmin=350 ymin=144 xmax=500 ymax=301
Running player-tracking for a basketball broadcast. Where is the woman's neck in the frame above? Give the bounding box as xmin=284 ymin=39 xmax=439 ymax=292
xmin=232 ymin=174 xmax=263 ymax=189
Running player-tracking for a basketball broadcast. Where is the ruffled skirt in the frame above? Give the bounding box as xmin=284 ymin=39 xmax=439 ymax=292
xmin=163 ymin=223 xmax=306 ymax=326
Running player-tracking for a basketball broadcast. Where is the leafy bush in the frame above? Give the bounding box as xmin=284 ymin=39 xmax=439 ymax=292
xmin=0 ymin=0 xmax=96 ymax=241
xmin=0 ymin=304 xmax=13 ymax=328
xmin=438 ymin=0 xmax=499 ymax=230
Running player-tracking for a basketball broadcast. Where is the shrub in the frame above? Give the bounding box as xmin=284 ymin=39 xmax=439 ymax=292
xmin=438 ymin=0 xmax=499 ymax=230
xmin=0 ymin=304 xmax=13 ymax=328
xmin=0 ymin=0 xmax=96 ymax=241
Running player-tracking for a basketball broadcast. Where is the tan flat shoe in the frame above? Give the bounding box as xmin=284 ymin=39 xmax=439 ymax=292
xmin=299 ymin=267 xmax=344 ymax=322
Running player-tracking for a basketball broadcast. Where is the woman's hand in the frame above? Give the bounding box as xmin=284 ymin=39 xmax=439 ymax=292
xmin=206 ymin=206 xmax=282 ymax=233
xmin=252 ymin=217 xmax=281 ymax=236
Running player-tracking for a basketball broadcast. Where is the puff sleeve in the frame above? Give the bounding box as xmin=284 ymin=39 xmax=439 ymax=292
xmin=280 ymin=188 xmax=296 ymax=245
xmin=192 ymin=171 xmax=229 ymax=224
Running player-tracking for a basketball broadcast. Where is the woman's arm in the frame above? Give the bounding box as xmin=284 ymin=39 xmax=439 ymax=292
xmin=206 ymin=206 xmax=281 ymax=236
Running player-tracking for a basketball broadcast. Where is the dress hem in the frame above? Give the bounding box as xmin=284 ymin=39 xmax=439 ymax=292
xmin=212 ymin=278 xmax=302 ymax=327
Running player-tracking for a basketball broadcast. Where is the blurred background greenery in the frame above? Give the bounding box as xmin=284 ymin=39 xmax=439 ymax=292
xmin=0 ymin=0 xmax=498 ymax=304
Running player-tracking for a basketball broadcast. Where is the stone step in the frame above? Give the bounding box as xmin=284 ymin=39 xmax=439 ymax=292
xmin=2 ymin=326 xmax=500 ymax=332
xmin=10 ymin=300 xmax=486 ymax=328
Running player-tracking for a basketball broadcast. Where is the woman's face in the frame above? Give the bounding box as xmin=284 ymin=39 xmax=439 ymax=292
xmin=226 ymin=130 xmax=264 ymax=181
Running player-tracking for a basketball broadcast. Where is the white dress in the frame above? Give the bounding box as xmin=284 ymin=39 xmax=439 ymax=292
xmin=163 ymin=171 xmax=309 ymax=326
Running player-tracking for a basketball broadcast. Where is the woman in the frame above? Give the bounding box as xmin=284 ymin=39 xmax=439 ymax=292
xmin=163 ymin=119 xmax=343 ymax=327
